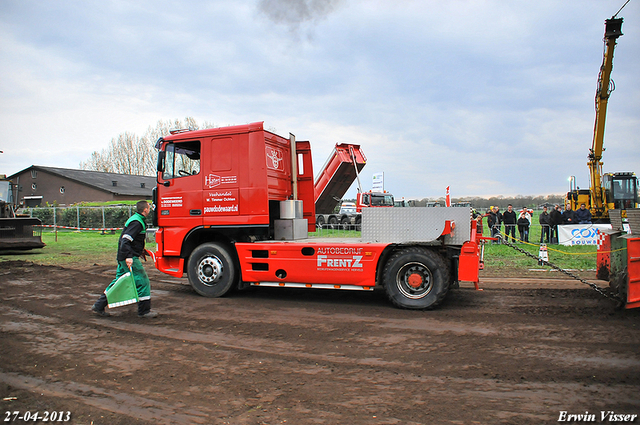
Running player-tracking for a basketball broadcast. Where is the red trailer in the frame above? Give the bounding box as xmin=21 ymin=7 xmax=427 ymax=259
xmin=152 ymin=122 xmax=484 ymax=309
xmin=596 ymin=209 xmax=640 ymax=309
xmin=314 ymin=143 xmax=366 ymax=215
xmin=313 ymin=143 xmax=394 ymax=228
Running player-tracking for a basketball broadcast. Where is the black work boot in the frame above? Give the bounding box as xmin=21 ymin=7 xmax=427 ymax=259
xmin=91 ymin=294 xmax=110 ymax=317
xmin=137 ymin=299 xmax=158 ymax=318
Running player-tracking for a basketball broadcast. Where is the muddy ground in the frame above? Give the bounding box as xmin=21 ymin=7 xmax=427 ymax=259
xmin=1 ymin=260 xmax=639 ymax=424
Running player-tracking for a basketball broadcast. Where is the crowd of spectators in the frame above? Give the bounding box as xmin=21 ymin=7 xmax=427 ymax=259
xmin=480 ymin=202 xmax=592 ymax=245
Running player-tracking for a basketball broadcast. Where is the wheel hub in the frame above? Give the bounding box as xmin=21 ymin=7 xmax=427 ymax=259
xmin=397 ymin=262 xmax=433 ymax=299
xmin=198 ymin=256 xmax=223 ymax=286
xmin=407 ymin=273 xmax=424 ymax=288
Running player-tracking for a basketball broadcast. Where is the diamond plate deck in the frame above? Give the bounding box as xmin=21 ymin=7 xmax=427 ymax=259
xmin=361 ymin=207 xmax=471 ymax=245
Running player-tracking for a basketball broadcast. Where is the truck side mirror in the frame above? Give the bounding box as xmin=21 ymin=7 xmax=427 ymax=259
xmin=157 ymin=151 xmax=165 ymax=173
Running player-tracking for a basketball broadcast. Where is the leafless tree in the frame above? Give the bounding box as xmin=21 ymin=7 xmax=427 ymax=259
xmin=80 ymin=117 xmax=215 ymax=176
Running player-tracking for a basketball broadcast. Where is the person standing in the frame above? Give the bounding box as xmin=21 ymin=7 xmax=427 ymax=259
xmin=538 ymin=206 xmax=550 ymax=244
xmin=472 ymin=209 xmax=484 ymax=234
xmin=517 ymin=210 xmax=530 ymax=242
xmin=92 ymin=200 xmax=158 ymax=318
xmin=487 ymin=206 xmax=497 ymax=243
xmin=549 ymin=204 xmax=562 ymax=243
xmin=575 ymin=203 xmax=592 ymax=224
xmin=502 ymin=204 xmax=517 ymax=242
xmin=563 ymin=204 xmax=576 ymax=224
xmin=494 ymin=206 xmax=503 ymax=240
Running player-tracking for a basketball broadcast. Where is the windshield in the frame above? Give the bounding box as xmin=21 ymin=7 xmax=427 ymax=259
xmin=371 ymin=194 xmax=394 ymax=206
xmin=612 ymin=177 xmax=637 ymax=200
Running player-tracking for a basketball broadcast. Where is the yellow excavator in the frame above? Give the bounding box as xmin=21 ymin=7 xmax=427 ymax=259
xmin=566 ymin=15 xmax=638 ymax=221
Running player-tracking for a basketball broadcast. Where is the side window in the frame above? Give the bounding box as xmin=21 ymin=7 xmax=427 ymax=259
xmin=163 ymin=141 xmax=201 ymax=180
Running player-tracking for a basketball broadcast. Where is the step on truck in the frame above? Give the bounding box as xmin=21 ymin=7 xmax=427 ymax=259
xmin=151 ymin=122 xmax=484 ymax=309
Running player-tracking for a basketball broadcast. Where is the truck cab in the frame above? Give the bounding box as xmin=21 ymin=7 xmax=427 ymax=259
xmin=152 ymin=122 xmax=484 ymax=310
xmin=339 ymin=202 xmax=357 ymax=215
xmin=356 ymin=191 xmax=394 ymax=212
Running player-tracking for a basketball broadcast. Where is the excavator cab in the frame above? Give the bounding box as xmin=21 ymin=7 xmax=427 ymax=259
xmin=604 ymin=172 xmax=639 ymax=210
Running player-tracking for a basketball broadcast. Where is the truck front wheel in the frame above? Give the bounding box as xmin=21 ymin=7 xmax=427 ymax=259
xmin=383 ymin=247 xmax=450 ymax=310
xmin=187 ymin=243 xmax=237 ymax=297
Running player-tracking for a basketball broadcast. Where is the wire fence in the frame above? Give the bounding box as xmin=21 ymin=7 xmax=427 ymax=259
xmin=20 ymin=205 xmax=152 ymax=231
xmin=312 ymin=223 xmax=362 ymax=237
xmin=494 ymin=223 xmax=555 ymax=244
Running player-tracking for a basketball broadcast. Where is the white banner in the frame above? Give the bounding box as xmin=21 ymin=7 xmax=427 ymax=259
xmin=557 ymin=224 xmax=612 ymax=246
xmin=371 ymin=172 xmax=384 ymax=192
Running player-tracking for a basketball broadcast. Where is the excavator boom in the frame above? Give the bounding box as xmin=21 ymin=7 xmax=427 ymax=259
xmin=588 ymin=17 xmax=623 ymax=216
xmin=567 ymin=15 xmax=638 ymax=221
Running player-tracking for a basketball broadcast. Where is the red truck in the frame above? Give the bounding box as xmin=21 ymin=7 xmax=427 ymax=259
xmin=152 ymin=122 xmax=484 ymax=309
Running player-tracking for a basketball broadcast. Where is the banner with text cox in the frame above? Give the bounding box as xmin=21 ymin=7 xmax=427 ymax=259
xmin=558 ymin=224 xmax=613 ymax=246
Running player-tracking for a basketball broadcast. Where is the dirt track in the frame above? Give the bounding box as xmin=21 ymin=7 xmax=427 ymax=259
xmin=1 ymin=260 xmax=639 ymax=424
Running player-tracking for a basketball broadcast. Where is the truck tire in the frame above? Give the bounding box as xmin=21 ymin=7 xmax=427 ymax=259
xmin=187 ymin=242 xmax=237 ymax=297
xmin=383 ymin=247 xmax=450 ymax=310
xmin=328 ymin=216 xmax=338 ymax=229
xmin=340 ymin=216 xmax=350 ymax=229
xmin=316 ymin=215 xmax=325 ymax=228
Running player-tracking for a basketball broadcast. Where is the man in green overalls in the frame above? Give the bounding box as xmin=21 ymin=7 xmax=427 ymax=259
xmin=92 ymin=200 xmax=157 ymax=318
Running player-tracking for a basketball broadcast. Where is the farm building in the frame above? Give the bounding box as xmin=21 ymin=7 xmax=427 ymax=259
xmin=7 ymin=166 xmax=155 ymax=207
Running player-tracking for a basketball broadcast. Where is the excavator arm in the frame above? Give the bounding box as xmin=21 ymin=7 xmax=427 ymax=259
xmin=588 ymin=17 xmax=623 ymax=216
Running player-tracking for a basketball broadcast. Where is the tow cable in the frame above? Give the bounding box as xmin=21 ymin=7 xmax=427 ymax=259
xmin=494 ymin=234 xmax=623 ymax=304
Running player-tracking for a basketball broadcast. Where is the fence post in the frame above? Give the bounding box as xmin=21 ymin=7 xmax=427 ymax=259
xmin=53 ymin=206 xmax=57 ymax=242
xmin=77 ymin=206 xmax=80 ymax=229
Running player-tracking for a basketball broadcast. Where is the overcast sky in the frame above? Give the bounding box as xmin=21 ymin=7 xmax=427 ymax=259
xmin=1 ymin=0 xmax=638 ymax=200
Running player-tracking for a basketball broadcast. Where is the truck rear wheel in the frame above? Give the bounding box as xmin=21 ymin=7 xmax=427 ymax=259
xmin=328 ymin=216 xmax=338 ymax=229
xmin=187 ymin=243 xmax=237 ymax=297
xmin=383 ymin=247 xmax=450 ymax=310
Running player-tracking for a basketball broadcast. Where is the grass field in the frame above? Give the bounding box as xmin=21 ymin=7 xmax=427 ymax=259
xmin=0 ymin=225 xmax=597 ymax=273
xmin=0 ymin=231 xmax=146 ymax=267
